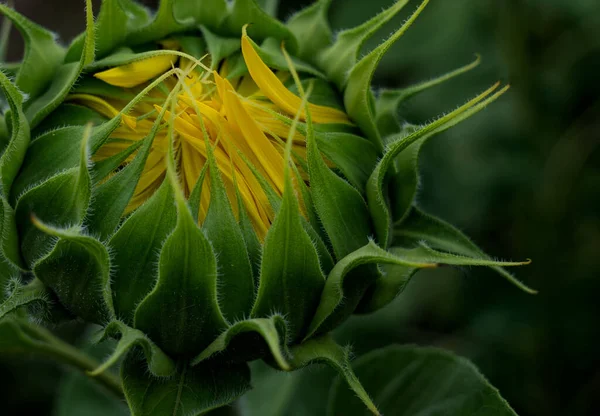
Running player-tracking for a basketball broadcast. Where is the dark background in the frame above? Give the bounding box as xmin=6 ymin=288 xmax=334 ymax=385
xmin=2 ymin=0 xmax=599 ymax=415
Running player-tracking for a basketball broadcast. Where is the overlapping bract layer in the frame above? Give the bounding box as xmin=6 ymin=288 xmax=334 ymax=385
xmin=0 ymin=1 xmax=534 ymax=415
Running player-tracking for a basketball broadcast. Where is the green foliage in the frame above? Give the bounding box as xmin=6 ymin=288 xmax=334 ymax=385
xmin=329 ymin=346 xmax=518 ymax=416
xmin=0 ymin=0 xmax=537 ymax=414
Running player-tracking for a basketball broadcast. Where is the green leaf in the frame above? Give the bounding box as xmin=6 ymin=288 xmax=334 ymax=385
xmin=0 ymin=278 xmax=49 ymax=320
xmin=11 ymin=118 xmax=120 ymax=202
xmin=90 ymin=320 xmax=175 ymax=378
xmin=375 ymin=55 xmax=481 ymax=139
xmin=328 ymin=345 xmax=518 ymax=416
xmin=122 ymin=353 xmax=251 ymax=416
xmin=0 ymin=3 xmax=64 ymax=98
xmin=85 ymin=115 xmax=162 ymax=241
xmin=343 ymin=0 xmax=428 ymax=149
xmin=202 ymin=140 xmax=254 ymax=321
xmin=24 ymin=0 xmax=95 ymax=128
xmin=0 ymin=317 xmax=48 ymax=353
xmin=173 ymin=0 xmax=228 ymax=29
xmin=109 ymin=179 xmax=176 ymax=323
xmin=32 ymin=222 xmax=115 ymax=324
xmin=127 ymin=0 xmax=188 ymax=46
xmin=222 ymin=0 xmax=298 ymax=51
xmin=286 ymin=0 xmax=333 ymax=63
xmin=367 ymin=84 xmax=510 ymax=249
xmin=0 ymin=71 xmax=30 ymax=199
xmin=66 ymin=0 xmax=151 ymax=62
xmin=251 ymin=162 xmax=325 ymax=341
xmin=192 ymin=315 xmax=290 ymax=371
xmin=54 ymin=338 xmax=129 ymax=416
xmin=394 ymin=207 xmax=537 ymax=294
xmin=134 ymin=135 xmax=226 ymax=357
xmin=235 ymin=186 xmax=262 ymax=283
xmin=15 ymin=124 xmax=93 ymax=266
xmin=289 ymin=335 xmax=380 ymax=416
xmin=318 ymin=0 xmax=410 ymax=89
xmin=0 ymin=195 xmax=24 ymax=270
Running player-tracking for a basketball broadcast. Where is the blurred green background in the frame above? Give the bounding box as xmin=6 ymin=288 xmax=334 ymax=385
xmin=2 ymin=0 xmax=599 ymax=415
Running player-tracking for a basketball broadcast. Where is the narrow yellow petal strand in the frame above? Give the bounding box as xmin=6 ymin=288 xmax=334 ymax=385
xmin=241 ymin=31 xmax=350 ymax=125
xmin=94 ymin=55 xmax=177 ymax=88
xmin=85 ymin=30 xmax=351 ymax=239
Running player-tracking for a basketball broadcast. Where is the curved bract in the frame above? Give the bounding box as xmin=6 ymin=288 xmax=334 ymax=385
xmin=0 ymin=1 xmax=534 ymax=414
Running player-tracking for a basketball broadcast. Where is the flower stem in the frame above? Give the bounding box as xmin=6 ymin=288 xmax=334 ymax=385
xmin=16 ymin=319 xmax=124 ymax=398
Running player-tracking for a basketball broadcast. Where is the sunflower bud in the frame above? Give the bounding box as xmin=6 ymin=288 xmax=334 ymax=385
xmin=0 ymin=0 xmax=534 ymax=414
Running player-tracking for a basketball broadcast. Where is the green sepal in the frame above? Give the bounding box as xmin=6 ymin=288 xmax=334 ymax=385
xmin=305 ymin=93 xmax=372 ymax=260
xmin=286 ymin=0 xmax=333 ymax=63
xmin=0 ymin=71 xmax=30 ymax=199
xmin=318 ymin=0 xmax=409 ymax=91
xmin=356 ymin=253 xmax=418 ymax=313
xmin=15 ymin=124 xmax=93 ymax=266
xmin=12 ymin=118 xmax=121 ymax=203
xmin=288 ymin=335 xmax=380 ymax=416
xmin=91 ymin=140 xmax=144 ymax=183
xmin=343 ymin=0 xmax=429 ymax=150
xmin=250 ymin=37 xmax=325 ymax=79
xmin=188 ymin=163 xmax=208 ymax=223
xmin=32 ymin=222 xmax=115 ymax=324
xmin=393 ymin=207 xmax=537 ymax=294
xmin=66 ymin=0 xmax=151 ymax=62
xmin=33 ymin=104 xmax=109 ymax=134
xmin=192 ymin=315 xmax=290 ymax=371
xmin=71 ymin=76 xmax=136 ymax=101
xmin=315 ymin=131 xmax=378 ymax=192
xmin=109 ymin=179 xmax=176 ymax=324
xmin=376 ymin=55 xmax=481 ymax=139
xmin=255 ymin=0 xmax=279 ymax=16
xmin=367 ymin=84 xmax=510 ymax=248
xmin=202 ymin=138 xmax=254 ymax=321
xmin=328 ymin=345 xmax=518 ymax=416
xmin=85 ymin=114 xmax=163 ymax=241
xmin=0 ymin=3 xmax=65 ymax=98
xmin=173 ymin=0 xmax=227 ymax=30
xmin=134 ymin=132 xmax=226 ymax=357
xmin=122 ymin=353 xmax=251 ymax=416
xmin=89 ymin=320 xmax=176 ymax=378
xmin=199 ymin=26 xmax=241 ymax=70
xmin=173 ymin=35 xmax=206 ymax=60
xmin=305 ymin=240 xmax=434 ymax=339
xmin=0 ymin=278 xmax=50 ymax=320
xmin=250 ymin=163 xmax=325 ymax=341
xmin=87 ymin=48 xmax=176 ymax=71
xmin=0 ymin=195 xmax=24 ymax=269
xmin=223 ymin=0 xmax=298 ymax=51
xmin=235 ymin=186 xmax=262 ymax=283
xmin=126 ymin=0 xmax=188 ymax=46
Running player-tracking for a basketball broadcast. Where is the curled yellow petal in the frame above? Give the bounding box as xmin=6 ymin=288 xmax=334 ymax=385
xmin=94 ymin=54 xmax=177 ymax=88
xmin=241 ymin=27 xmax=350 ymax=125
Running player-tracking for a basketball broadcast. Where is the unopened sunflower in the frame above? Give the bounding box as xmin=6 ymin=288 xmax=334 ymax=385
xmin=0 ymin=0 xmax=534 ymax=414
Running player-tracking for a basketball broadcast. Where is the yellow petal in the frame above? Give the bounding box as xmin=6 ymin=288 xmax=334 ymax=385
xmin=94 ymin=55 xmax=177 ymax=88
xmin=241 ymin=29 xmax=350 ymax=125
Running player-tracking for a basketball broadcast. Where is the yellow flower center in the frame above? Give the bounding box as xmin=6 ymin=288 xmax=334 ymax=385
xmin=69 ymin=31 xmax=349 ymax=240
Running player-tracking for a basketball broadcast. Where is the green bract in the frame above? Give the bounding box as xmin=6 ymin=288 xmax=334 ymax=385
xmin=0 ymin=1 xmax=534 ymax=414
